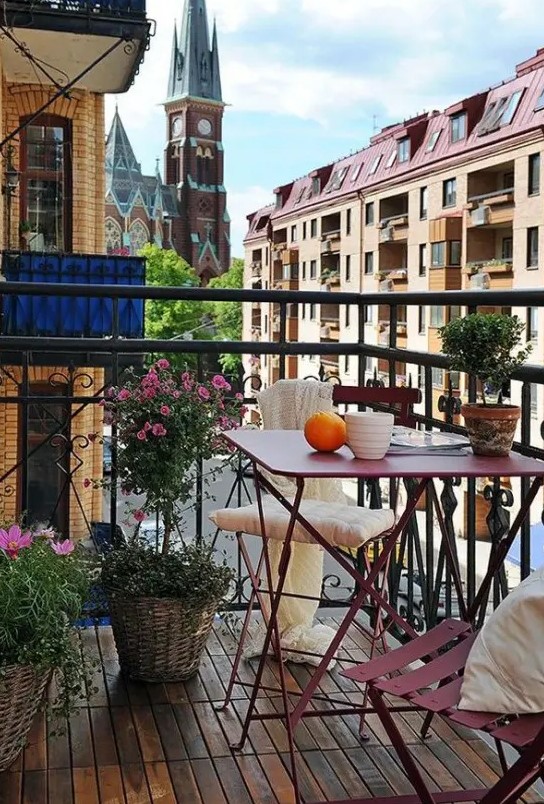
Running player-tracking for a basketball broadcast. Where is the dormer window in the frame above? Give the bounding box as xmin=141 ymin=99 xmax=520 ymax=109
xmin=311 ymin=176 xmax=321 ymax=195
xmin=275 ymin=192 xmax=283 ymax=209
xmin=398 ymin=137 xmax=410 ymax=163
xmin=450 ymin=112 xmax=466 ymax=143
xmin=426 ymin=130 xmax=441 ymax=152
xmin=535 ymin=88 xmax=544 ymax=112
xmin=369 ymin=154 xmax=382 ymax=175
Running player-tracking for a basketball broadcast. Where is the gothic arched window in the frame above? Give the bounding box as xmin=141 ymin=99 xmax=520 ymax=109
xmin=129 ymin=220 xmax=149 ymax=254
xmin=105 ymin=217 xmax=122 ymax=253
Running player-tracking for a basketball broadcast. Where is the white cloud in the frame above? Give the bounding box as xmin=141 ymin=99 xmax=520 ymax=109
xmin=227 ymin=184 xmax=272 ymax=257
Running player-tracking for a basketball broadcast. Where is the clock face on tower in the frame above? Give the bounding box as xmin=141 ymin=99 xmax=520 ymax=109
xmin=171 ymin=116 xmax=183 ymax=138
xmin=197 ymin=118 xmax=212 ymax=136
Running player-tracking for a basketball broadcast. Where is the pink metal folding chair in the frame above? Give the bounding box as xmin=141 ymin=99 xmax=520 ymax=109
xmin=342 ymin=618 xmax=544 ymax=804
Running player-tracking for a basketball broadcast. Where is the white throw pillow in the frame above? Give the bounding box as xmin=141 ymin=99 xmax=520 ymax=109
xmin=209 ymin=497 xmax=395 ymax=549
xmin=459 ymin=565 xmax=544 ymax=715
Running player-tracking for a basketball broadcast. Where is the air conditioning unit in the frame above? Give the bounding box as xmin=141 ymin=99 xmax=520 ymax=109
xmin=471 ymin=205 xmax=490 ymax=226
xmin=470 ymin=272 xmax=491 ymax=290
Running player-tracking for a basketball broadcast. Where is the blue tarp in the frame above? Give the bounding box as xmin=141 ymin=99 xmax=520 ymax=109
xmin=506 ymin=522 xmax=544 ymax=572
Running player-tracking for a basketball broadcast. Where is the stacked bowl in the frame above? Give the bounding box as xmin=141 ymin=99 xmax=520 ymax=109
xmin=344 ymin=411 xmax=395 ymax=460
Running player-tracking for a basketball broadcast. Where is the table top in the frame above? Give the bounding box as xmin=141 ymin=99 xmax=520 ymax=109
xmin=224 ymin=429 xmax=544 ymax=480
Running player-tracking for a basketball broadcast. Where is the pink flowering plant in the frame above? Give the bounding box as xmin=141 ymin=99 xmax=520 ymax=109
xmin=101 ymin=360 xmax=243 ymax=554
xmin=0 ymin=521 xmax=96 ymax=723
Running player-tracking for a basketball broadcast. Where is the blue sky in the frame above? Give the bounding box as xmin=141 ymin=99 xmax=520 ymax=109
xmin=107 ymin=0 xmax=544 ymax=257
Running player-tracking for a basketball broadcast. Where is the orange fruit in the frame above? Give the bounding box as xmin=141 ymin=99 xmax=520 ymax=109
xmin=304 ymin=411 xmax=346 ymax=453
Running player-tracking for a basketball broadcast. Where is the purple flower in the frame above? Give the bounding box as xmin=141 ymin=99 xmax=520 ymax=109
xmin=0 ymin=525 xmax=33 ymax=559
xmin=117 ymin=389 xmax=131 ymax=401
xmin=35 ymin=527 xmax=56 ymax=540
xmin=212 ymin=375 xmax=231 ymax=391
xmin=137 ymin=430 xmax=147 ymax=441
xmin=152 ymin=423 xmax=167 ymax=437
xmin=156 ymin=359 xmax=170 ymax=369
xmin=51 ymin=539 xmax=75 ymax=556
xmin=160 ymin=405 xmax=171 ymax=416
xmin=235 ymin=393 xmax=244 ymax=401
xmin=197 ymin=386 xmax=211 ymax=401
xmin=103 ymin=410 xmax=114 ymax=425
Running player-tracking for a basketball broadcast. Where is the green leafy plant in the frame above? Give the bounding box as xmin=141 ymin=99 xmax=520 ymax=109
xmin=439 ymin=313 xmax=532 ymax=405
xmin=0 ymin=524 xmax=95 ymax=722
xmin=18 ymin=220 xmax=32 ymax=234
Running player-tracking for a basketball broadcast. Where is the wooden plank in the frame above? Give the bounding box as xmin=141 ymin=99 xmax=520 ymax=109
xmin=197 ymin=654 xmax=226 ymax=702
xmin=111 ymin=707 xmax=142 ymax=765
xmin=410 ymin=743 xmax=459 ymax=791
xmin=72 ymin=768 xmax=99 ymax=804
xmin=172 ymin=704 xmax=208 ymax=759
xmin=345 ymin=747 xmax=396 ymax=798
xmin=258 ymin=754 xmax=296 ymax=804
xmin=22 ymin=771 xmax=47 ymax=804
xmin=101 ymin=661 xmax=130 ymax=707
xmin=212 ymin=756 xmax=253 ymax=804
xmin=89 ymin=708 xmax=119 ymax=766
xmin=303 ymin=750 xmax=349 ymax=800
xmin=145 ymin=685 xmax=169 ymax=706
xmin=232 ymin=700 xmax=275 ymax=755
xmin=192 ymin=702 xmax=232 ymax=758
xmin=47 ymin=768 xmax=73 ymax=804
xmin=23 ymin=713 xmax=47 ymax=771
xmin=0 ymin=770 xmax=22 ymax=804
xmin=191 ymin=758 xmax=227 ymax=803
xmin=279 ymin=752 xmax=325 ymax=803
xmin=131 ymin=707 xmax=165 ymax=763
xmin=235 ymin=754 xmax=278 ymax=803
xmin=151 ymin=705 xmax=187 ymax=762
xmin=120 ymin=764 xmax=151 ymax=804
xmin=47 ymin=721 xmax=71 ymax=770
xmin=69 ymin=710 xmax=95 ymax=768
xmin=325 ymin=749 xmax=373 ymax=799
xmin=97 ymin=766 xmax=126 ymax=804
xmin=167 ymin=760 xmax=203 ymax=803
xmin=144 ymin=762 xmax=177 ymax=803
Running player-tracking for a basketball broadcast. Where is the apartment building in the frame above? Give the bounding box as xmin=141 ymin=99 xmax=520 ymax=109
xmin=244 ymin=48 xmax=544 ymax=420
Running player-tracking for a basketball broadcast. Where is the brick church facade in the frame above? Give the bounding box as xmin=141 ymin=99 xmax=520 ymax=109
xmin=105 ymin=0 xmax=231 ymax=279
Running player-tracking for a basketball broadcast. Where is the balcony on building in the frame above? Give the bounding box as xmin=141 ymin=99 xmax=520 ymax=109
xmin=320 ymin=249 xmax=341 ymax=290
xmin=465 ymin=222 xmax=514 ymax=290
xmin=273 ymin=251 xmax=299 ymax=290
xmin=428 ymin=215 xmax=463 ymax=291
xmin=466 ymin=161 xmax=515 ymax=228
xmin=271 ymin=228 xmax=288 ymax=262
xmin=0 ymin=251 xmax=145 ymax=341
xmin=378 ymin=193 xmax=409 ymax=243
xmin=0 ymin=1 xmax=150 ymax=94
xmin=271 ymin=303 xmax=298 ymax=342
xmin=250 ymin=249 xmax=263 ymax=285
xmin=320 ymin=302 xmax=340 ymax=343
xmin=320 ymin=211 xmax=341 ymax=254
xmin=378 ymin=304 xmax=407 ymax=349
xmin=377 ymin=233 xmax=409 ymax=292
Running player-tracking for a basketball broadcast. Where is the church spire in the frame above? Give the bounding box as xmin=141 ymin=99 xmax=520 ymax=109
xmin=166 ymin=0 xmax=222 ymax=102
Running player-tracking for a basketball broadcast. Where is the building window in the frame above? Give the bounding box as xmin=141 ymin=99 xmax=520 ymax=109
xmin=364 ymin=251 xmax=374 ymax=275
xmin=426 ymin=130 xmax=441 ymax=152
xmin=527 ymin=227 xmax=539 ymax=268
xmin=310 ymin=259 xmax=317 ymax=279
xmin=529 ymin=153 xmax=541 ymax=196
xmin=450 ymin=112 xmax=466 ymax=143
xmin=302 ymin=261 xmax=306 ymax=280
xmin=502 ymin=237 xmax=513 ymax=261
xmin=419 ymin=186 xmax=428 ymax=220
xmin=369 ymin=154 xmax=381 ymax=174
xmin=530 ymin=384 xmax=538 ymax=419
xmin=536 ymin=88 xmax=544 ymax=112
xmin=442 ymin=178 xmax=457 ymax=207
xmin=527 ymin=307 xmax=538 ymax=342
xmin=291 ymin=225 xmax=297 ymax=242
xmin=105 ymin=217 xmax=122 ymax=253
xmin=449 ymin=240 xmax=462 ymax=266
xmin=345 ymin=254 xmax=351 ymax=282
xmin=418 ymin=306 xmax=425 ymax=334
xmin=431 ymin=242 xmax=445 ymax=267
xmin=364 ymin=305 xmax=374 ymax=324
xmin=365 ymin=202 xmax=375 ymax=225
xmin=310 ymin=218 xmax=318 ymax=238
xmin=432 ymin=367 xmax=445 ymax=388
xmin=344 ymin=356 xmax=350 ymax=374
xmin=419 ymin=244 xmax=427 ymax=276
xmin=346 ymin=207 xmax=352 ymax=235
xmin=310 ymin=304 xmax=317 ymax=320
xmin=345 ymin=306 xmax=350 ymax=327
xmin=398 ymin=137 xmax=410 ymax=163
xmin=311 ymin=176 xmax=320 ymax=196
xmin=302 ymin=304 xmax=306 ymax=319
xmin=302 ymin=221 xmax=307 ymax=239
xmin=429 ymin=306 xmax=445 ymax=328
xmin=386 ymin=150 xmax=397 ymax=169
xmin=20 ymin=114 xmax=72 ymax=251
xmin=129 ymin=220 xmax=150 ymax=254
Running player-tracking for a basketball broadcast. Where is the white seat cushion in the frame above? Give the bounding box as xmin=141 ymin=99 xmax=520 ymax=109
xmin=209 ymin=498 xmax=395 ymax=549
xmin=459 ymin=565 xmax=544 ymax=715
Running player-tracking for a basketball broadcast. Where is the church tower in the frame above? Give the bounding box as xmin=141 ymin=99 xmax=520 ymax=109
xmin=164 ymin=0 xmax=230 ymax=280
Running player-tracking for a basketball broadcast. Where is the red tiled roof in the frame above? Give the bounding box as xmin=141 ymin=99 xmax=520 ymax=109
xmin=245 ymin=50 xmax=544 ymax=241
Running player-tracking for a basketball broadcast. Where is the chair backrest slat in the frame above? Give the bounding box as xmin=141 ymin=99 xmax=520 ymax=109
xmin=332 ymin=386 xmax=422 ymax=427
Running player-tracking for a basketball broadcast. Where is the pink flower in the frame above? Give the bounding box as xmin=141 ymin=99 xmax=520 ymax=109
xmin=144 ymin=388 xmax=156 ymax=399
xmin=83 ymin=478 xmax=91 ymax=489
xmin=156 ymin=359 xmax=170 ymax=369
xmin=117 ymin=389 xmax=131 ymax=401
xmin=103 ymin=410 xmax=114 ymax=425
xmin=235 ymin=393 xmax=244 ymax=401
xmin=137 ymin=430 xmax=147 ymax=441
xmin=51 ymin=539 xmax=75 ymax=556
xmin=106 ymin=387 xmax=115 ymax=398
xmin=212 ymin=375 xmax=231 ymax=391
xmin=0 ymin=525 xmax=33 ymax=559
xmin=181 ymin=372 xmax=194 ymax=390
xmin=152 ymin=423 xmax=167 ymax=437
xmin=134 ymin=509 xmax=146 ymax=523
xmin=240 ymin=406 xmax=249 ymax=417
xmin=98 ymin=399 xmax=105 ymax=408
xmin=144 ymin=421 xmax=152 ymax=432
xmin=172 ymin=390 xmax=181 ymax=399
xmin=160 ymin=405 xmax=171 ymax=416
xmin=35 ymin=527 xmax=56 ymax=540
xmin=197 ymin=386 xmax=211 ymax=401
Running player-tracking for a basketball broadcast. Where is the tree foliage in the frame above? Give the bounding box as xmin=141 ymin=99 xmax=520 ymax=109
xmin=207 ymin=258 xmax=244 ymax=374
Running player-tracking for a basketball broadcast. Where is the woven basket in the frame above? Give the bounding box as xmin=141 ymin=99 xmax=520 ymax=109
xmin=107 ymin=592 xmax=218 ymax=682
xmin=0 ymin=665 xmax=50 ymax=771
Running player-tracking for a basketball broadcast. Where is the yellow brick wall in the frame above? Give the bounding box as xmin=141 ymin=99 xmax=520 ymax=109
xmin=0 ymin=78 xmax=107 ymax=539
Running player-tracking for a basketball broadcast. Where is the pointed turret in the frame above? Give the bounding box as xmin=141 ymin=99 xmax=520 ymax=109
xmin=166 ymin=0 xmax=222 ymax=102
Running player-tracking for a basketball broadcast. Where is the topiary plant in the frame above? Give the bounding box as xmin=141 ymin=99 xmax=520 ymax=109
xmin=439 ymin=313 xmax=532 ymax=405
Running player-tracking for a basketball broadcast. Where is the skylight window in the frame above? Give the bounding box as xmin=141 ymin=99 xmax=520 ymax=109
xmin=326 ymin=166 xmax=348 ymax=193
xmin=501 ymin=89 xmax=523 ymax=126
xmin=369 ymin=154 xmax=382 ymax=175
xmin=386 ymin=150 xmax=397 ymax=168
xmin=535 ymin=88 xmax=544 ymax=112
xmin=426 ymin=130 xmax=440 ymax=152
xmin=295 ymin=187 xmax=306 ymax=204
xmin=478 ymin=90 xmax=524 ymax=135
xmin=350 ymin=164 xmax=362 ymax=182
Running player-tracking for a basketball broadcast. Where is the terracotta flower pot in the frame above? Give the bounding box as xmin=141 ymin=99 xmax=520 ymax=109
xmin=461 ymin=403 xmax=520 ymax=457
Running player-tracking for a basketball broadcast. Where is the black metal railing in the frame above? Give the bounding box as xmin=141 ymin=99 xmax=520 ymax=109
xmin=1 ymin=280 xmax=544 ymax=629
xmin=6 ymin=0 xmax=146 ymax=15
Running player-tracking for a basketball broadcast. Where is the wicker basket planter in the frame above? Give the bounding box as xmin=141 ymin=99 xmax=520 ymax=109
xmin=107 ymin=591 xmax=218 ymax=682
xmin=0 ymin=665 xmax=50 ymax=771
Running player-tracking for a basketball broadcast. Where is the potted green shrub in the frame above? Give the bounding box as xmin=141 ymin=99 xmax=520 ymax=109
xmin=0 ymin=524 xmax=94 ymax=770
xmin=97 ymin=360 xmax=242 ymax=682
xmin=439 ymin=312 xmax=532 ymax=456
xmin=19 ymin=220 xmax=33 ymax=245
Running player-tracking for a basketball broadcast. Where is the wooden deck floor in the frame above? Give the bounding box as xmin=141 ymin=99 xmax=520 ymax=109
xmin=0 ymin=616 xmax=542 ymax=804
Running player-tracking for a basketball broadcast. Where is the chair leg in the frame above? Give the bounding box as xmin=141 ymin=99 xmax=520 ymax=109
xmin=479 ymin=737 xmax=544 ymax=804
xmin=368 ymin=685 xmax=436 ymax=804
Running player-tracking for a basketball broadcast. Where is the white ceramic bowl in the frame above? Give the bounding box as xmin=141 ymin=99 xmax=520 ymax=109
xmin=345 ymin=411 xmax=394 ymax=460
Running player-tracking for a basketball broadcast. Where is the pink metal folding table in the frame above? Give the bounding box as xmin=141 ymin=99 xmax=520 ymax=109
xmin=221 ymin=428 xmax=544 ymax=804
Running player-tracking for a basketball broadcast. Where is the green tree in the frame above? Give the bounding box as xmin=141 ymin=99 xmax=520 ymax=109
xmin=141 ymin=244 xmax=207 ymax=369
xmin=207 ymin=258 xmax=244 ymax=374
